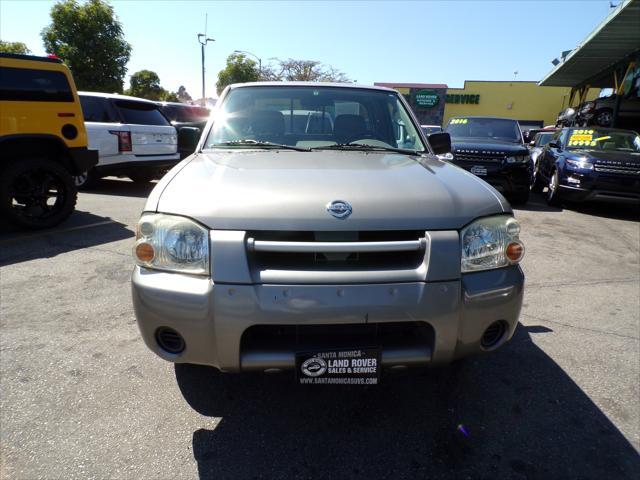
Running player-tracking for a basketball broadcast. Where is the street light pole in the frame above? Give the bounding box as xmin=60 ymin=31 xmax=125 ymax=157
xmin=197 ymin=34 xmax=215 ymax=106
xmin=233 ymin=50 xmax=262 ymax=78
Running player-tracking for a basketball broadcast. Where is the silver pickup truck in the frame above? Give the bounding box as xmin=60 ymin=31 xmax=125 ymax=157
xmin=131 ymin=82 xmax=525 ymax=385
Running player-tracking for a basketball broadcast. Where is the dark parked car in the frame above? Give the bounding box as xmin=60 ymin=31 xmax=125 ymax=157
xmin=444 ymin=116 xmax=533 ymax=204
xmin=575 ymin=94 xmax=640 ymax=130
xmin=528 ymin=130 xmax=556 ymax=167
xmin=157 ymin=102 xmax=210 ymax=158
xmin=532 ymin=127 xmax=640 ymax=205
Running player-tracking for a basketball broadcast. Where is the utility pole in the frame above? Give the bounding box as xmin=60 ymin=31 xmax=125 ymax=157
xmin=197 ymin=15 xmax=215 ymax=106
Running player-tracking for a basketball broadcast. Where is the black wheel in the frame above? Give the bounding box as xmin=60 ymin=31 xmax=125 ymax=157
xmin=509 ymin=190 xmax=530 ymax=205
xmin=74 ymin=168 xmax=100 ymax=190
xmin=546 ymin=170 xmax=562 ymax=207
xmin=0 ymin=158 xmax=77 ymax=229
xmin=128 ymin=173 xmax=154 ymax=184
xmin=531 ymin=168 xmax=545 ymax=193
xmin=593 ymin=109 xmax=613 ymax=127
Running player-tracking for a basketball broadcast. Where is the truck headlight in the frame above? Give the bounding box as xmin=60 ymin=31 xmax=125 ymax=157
xmin=506 ymin=155 xmax=529 ymax=164
xmin=461 ymin=215 xmax=524 ymax=272
xmin=134 ymin=213 xmax=210 ymax=275
xmin=565 ymin=157 xmax=594 ymax=170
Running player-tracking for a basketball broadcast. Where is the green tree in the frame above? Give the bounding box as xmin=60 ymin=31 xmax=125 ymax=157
xmin=127 ymin=70 xmax=163 ymax=99
xmin=177 ymin=85 xmax=192 ymax=103
xmin=216 ymin=53 xmax=259 ymax=95
xmin=266 ymin=58 xmax=349 ymax=82
xmin=0 ymin=41 xmax=31 ymax=54
xmin=41 ymin=0 xmax=131 ymax=93
xmin=160 ymin=90 xmax=179 ymax=102
xmin=126 ymin=70 xmax=179 ymax=102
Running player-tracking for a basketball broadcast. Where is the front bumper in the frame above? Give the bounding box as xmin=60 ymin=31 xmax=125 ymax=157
xmin=132 ymin=265 xmax=524 ymax=372
xmin=558 ymin=172 xmax=640 ymax=203
xmin=95 ymin=158 xmax=181 ymax=176
xmin=454 ymin=161 xmax=532 ymax=195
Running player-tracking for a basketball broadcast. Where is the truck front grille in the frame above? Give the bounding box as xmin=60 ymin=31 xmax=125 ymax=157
xmin=453 ymin=152 xmax=505 ymax=163
xmin=246 ymin=230 xmax=427 ymax=272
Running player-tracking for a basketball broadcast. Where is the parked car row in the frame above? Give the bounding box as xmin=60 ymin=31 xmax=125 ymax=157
xmin=431 ymin=116 xmax=639 ymax=208
xmin=0 ymin=52 xmax=210 ymax=229
xmin=75 ymin=93 xmax=210 ymax=189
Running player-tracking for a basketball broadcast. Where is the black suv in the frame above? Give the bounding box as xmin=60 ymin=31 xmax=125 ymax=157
xmin=444 ymin=116 xmax=532 ymax=204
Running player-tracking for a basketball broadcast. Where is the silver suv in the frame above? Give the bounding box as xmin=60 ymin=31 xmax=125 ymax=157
xmin=131 ymin=83 xmax=525 ymax=385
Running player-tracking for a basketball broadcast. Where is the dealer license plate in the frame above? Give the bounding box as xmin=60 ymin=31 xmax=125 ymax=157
xmin=470 ymin=165 xmax=487 ymax=176
xmin=296 ymin=348 xmax=380 ymax=385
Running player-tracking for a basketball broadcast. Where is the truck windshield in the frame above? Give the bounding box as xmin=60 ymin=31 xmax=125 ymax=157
xmin=566 ymin=128 xmax=640 ymax=152
xmin=204 ymin=86 xmax=426 ymax=152
xmin=446 ymin=117 xmax=522 ymax=143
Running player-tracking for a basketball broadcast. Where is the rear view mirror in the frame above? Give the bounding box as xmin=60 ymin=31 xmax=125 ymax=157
xmin=428 ymin=132 xmax=451 ymax=155
xmin=178 ymin=127 xmax=201 ymax=153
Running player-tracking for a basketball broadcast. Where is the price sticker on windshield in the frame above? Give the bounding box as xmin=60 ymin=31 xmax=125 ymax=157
xmin=568 ymin=129 xmax=594 ymax=146
xmin=451 ymin=118 xmax=468 ymax=125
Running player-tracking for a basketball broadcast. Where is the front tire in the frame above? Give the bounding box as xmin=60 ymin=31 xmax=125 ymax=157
xmin=546 ymin=170 xmax=562 ymax=207
xmin=0 ymin=158 xmax=77 ymax=229
xmin=74 ymin=168 xmax=100 ymax=190
xmin=593 ymin=109 xmax=613 ymax=127
xmin=531 ymin=169 xmax=545 ymax=193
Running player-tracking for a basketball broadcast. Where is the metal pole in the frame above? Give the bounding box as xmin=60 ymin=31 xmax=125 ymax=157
xmin=201 ymin=43 xmax=205 ymax=105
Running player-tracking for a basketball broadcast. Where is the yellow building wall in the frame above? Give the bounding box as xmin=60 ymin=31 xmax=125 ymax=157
xmin=442 ymin=81 xmax=599 ymax=127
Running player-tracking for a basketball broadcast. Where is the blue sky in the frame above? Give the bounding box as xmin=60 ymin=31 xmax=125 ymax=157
xmin=1 ymin=0 xmax=614 ymax=98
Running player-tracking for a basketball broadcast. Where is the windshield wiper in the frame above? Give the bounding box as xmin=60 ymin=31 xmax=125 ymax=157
xmin=210 ymin=139 xmax=311 ymax=152
xmin=313 ymin=143 xmax=423 ymax=156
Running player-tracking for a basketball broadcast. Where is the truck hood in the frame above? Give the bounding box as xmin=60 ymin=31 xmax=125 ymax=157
xmin=150 ymin=150 xmax=509 ymax=231
xmin=451 ymin=138 xmax=529 ymax=156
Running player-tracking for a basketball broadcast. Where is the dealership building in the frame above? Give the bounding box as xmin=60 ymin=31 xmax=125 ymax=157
xmin=374 ymin=81 xmax=599 ymax=131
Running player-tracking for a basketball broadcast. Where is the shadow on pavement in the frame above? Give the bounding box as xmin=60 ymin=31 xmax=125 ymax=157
xmin=513 ymin=193 xmax=562 ymax=213
xmin=176 ymin=324 xmax=640 ymax=479
xmin=81 ymin=177 xmax=157 ymax=198
xmin=0 ymin=210 xmax=133 ymax=267
xmin=515 ymin=192 xmax=639 ymax=221
xmin=571 ymin=201 xmax=640 ymax=222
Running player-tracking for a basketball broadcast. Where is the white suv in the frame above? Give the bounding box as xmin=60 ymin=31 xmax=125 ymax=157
xmin=75 ymin=92 xmax=179 ymax=188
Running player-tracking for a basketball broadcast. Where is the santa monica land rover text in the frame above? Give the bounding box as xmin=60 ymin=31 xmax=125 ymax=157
xmin=131 ymin=82 xmax=525 ymax=385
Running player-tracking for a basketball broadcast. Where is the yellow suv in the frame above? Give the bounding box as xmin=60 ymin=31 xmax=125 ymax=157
xmin=0 ymin=53 xmax=98 ymax=229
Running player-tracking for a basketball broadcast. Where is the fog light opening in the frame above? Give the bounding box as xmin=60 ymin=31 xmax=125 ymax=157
xmin=481 ymin=321 xmax=507 ymax=350
xmin=156 ymin=327 xmax=185 ymax=354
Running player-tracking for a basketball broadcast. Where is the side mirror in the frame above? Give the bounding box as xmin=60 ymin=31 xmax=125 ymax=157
xmin=548 ymin=141 xmax=561 ymax=150
xmin=177 ymin=127 xmax=201 ymax=153
xmin=529 ymin=140 xmax=535 ymax=147
xmin=428 ymin=132 xmax=451 ymax=155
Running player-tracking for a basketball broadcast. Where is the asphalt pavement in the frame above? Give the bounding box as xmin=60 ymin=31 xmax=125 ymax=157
xmin=1 ymin=178 xmax=639 ymax=479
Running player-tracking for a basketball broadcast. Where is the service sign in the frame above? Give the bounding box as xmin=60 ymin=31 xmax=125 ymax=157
xmin=296 ymin=348 xmax=380 ymax=385
xmin=415 ymin=89 xmax=440 ymax=108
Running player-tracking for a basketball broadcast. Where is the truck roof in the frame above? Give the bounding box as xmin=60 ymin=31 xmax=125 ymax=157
xmin=78 ymin=91 xmax=161 ymax=105
xmin=227 ymin=81 xmax=398 ymax=93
